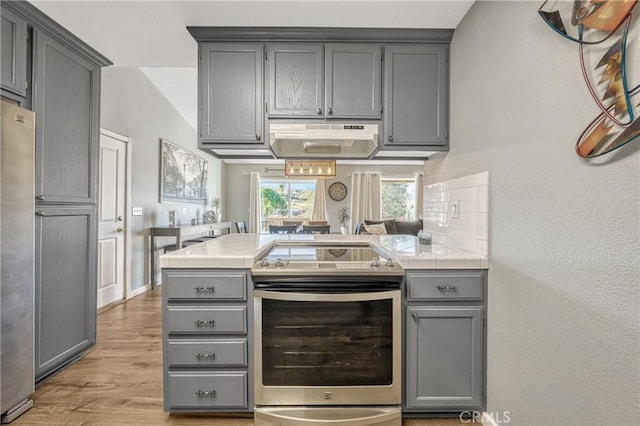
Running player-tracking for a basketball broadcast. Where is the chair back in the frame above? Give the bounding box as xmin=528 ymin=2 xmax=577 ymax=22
xmin=307 ymin=221 xmax=328 ymax=225
xmin=269 ymin=224 xmax=298 ymax=234
xmin=301 ymin=224 xmax=331 ymax=234
xmin=235 ymin=221 xmax=247 ymax=233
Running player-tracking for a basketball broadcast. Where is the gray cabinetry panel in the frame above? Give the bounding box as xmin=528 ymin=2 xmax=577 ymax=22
xmin=166 ymin=339 xmax=247 ymax=368
xmin=33 ymin=29 xmax=100 ymax=204
xmin=0 ymin=8 xmax=27 ymax=96
xmin=267 ymin=43 xmax=323 ymax=118
xmin=34 ymin=207 xmax=96 ymax=380
xmin=167 ymin=372 xmax=247 ymax=410
xmin=325 ymin=43 xmax=381 ymax=119
xmin=384 ymin=44 xmax=448 ymax=147
xmin=199 ymin=43 xmax=264 ymax=144
xmin=167 ymin=306 xmax=247 ymax=334
xmin=406 ymin=306 xmax=483 ymax=409
xmin=165 ymin=271 xmax=247 ymax=301
xmin=406 ymin=272 xmax=484 ymax=301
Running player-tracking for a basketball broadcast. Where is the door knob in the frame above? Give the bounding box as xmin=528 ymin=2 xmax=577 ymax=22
xmin=117 ymin=216 xmax=123 ymax=221
xmin=116 ymin=227 xmax=125 ymax=233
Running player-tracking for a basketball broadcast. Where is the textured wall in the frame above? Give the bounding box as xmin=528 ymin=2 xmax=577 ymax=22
xmin=426 ymin=2 xmax=640 ymax=424
xmin=100 ymin=67 xmax=223 ymax=289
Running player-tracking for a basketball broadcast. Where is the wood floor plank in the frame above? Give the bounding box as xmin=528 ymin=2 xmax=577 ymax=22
xmin=13 ymin=287 xmax=463 ymax=425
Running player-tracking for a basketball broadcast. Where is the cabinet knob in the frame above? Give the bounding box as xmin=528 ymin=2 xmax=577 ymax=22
xmin=327 ymin=107 xmax=333 ymax=115
xmin=411 ymin=313 xmax=419 ymax=321
xmin=387 ymin=135 xmax=393 ymax=142
xmin=35 ymin=195 xmax=45 ymax=201
xmin=116 ymin=227 xmax=126 ymax=233
xmin=256 ymin=134 xmax=261 ymax=140
xmin=316 ymin=108 xmax=322 ymax=115
xmin=117 ymin=216 xmax=123 ymax=222
xmin=36 ymin=211 xmax=45 ymax=217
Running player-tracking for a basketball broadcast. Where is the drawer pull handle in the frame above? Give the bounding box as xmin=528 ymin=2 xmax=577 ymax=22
xmin=194 ymin=320 xmax=216 ymax=326
xmin=195 ymin=353 xmax=216 ymax=360
xmin=195 ymin=286 xmax=215 ymax=293
xmin=195 ymin=390 xmax=216 ymax=398
xmin=437 ymin=285 xmax=458 ymax=292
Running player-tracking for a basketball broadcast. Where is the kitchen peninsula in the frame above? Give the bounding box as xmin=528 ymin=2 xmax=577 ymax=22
xmin=160 ymin=234 xmax=488 ymax=423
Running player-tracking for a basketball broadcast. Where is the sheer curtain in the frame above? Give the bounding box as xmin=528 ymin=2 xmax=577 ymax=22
xmin=350 ymin=171 xmax=381 ymax=225
xmin=312 ymin=178 xmax=327 ymax=221
xmin=248 ymin=171 xmax=261 ymax=233
xmin=415 ymin=172 xmax=424 ymax=220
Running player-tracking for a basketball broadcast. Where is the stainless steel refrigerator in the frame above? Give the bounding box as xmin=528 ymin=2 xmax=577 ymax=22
xmin=0 ymin=100 xmax=35 ymax=423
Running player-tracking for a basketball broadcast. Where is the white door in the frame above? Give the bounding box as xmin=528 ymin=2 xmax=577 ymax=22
xmin=97 ymin=132 xmax=127 ymax=308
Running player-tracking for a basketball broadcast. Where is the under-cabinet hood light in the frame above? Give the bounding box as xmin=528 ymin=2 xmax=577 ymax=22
xmin=284 ymin=160 xmax=337 ymax=178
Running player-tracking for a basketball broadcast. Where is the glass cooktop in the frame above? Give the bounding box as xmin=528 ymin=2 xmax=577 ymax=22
xmin=262 ymin=245 xmax=385 ymax=263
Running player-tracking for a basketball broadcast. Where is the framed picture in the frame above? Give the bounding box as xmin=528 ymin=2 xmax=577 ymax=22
xmin=160 ymin=139 xmax=207 ymax=204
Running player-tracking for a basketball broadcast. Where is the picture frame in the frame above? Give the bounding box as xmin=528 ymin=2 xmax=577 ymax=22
xmin=160 ymin=139 xmax=207 ymax=204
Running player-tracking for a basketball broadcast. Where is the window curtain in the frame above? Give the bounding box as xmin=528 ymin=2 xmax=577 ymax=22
xmin=312 ymin=178 xmax=327 ymax=221
xmin=415 ymin=172 xmax=424 ymax=220
xmin=350 ymin=171 xmax=381 ymax=225
xmin=248 ymin=171 xmax=261 ymax=233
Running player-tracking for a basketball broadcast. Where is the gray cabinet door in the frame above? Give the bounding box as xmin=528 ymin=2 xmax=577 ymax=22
xmin=0 ymin=8 xmax=27 ymax=96
xmin=406 ymin=306 xmax=483 ymax=409
xmin=325 ymin=43 xmax=381 ymax=119
xmin=35 ymin=207 xmax=97 ymax=381
xmin=32 ymin=29 xmax=100 ymax=204
xmin=200 ymin=43 xmax=264 ymax=144
xmin=384 ymin=44 xmax=448 ymax=147
xmin=267 ymin=43 xmax=323 ymax=118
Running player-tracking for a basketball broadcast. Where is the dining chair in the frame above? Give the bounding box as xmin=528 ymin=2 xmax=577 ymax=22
xmin=300 ymin=225 xmax=331 ymax=234
xmin=269 ymin=224 xmax=298 ymax=234
xmin=235 ymin=221 xmax=247 ymax=233
xmin=308 ymin=221 xmax=328 ymax=225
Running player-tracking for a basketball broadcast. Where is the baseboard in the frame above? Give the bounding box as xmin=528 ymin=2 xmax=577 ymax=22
xmin=482 ymin=412 xmax=500 ymax=426
xmin=127 ymin=284 xmax=150 ymax=299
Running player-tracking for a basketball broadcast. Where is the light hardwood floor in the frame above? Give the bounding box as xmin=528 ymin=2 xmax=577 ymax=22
xmin=15 ymin=288 xmax=464 ymax=425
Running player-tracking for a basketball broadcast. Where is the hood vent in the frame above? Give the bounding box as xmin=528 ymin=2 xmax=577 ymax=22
xmin=270 ymin=123 xmax=378 ymax=159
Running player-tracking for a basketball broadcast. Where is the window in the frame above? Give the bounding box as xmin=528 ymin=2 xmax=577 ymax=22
xmin=381 ymin=178 xmax=416 ymax=220
xmin=260 ymin=180 xmax=316 ymax=232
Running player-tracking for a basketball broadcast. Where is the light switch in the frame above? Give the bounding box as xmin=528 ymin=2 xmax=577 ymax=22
xmin=451 ymin=200 xmax=460 ymax=218
xmin=132 ymin=207 xmax=143 ymax=216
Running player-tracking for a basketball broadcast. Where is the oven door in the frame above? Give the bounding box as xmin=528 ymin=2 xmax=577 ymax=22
xmin=254 ymin=289 xmax=401 ymax=406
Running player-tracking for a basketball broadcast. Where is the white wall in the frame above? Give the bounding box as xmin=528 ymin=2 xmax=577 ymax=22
xmin=429 ymin=2 xmax=640 ymax=424
xmin=224 ymin=162 xmax=423 ymax=232
xmin=100 ymin=67 xmax=223 ymax=290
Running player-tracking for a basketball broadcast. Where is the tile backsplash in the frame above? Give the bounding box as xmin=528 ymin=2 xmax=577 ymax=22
xmin=423 ymin=171 xmax=489 ymax=256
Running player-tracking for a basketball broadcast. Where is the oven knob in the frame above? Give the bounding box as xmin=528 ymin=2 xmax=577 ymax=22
xmin=370 ymin=257 xmax=380 ymax=267
xmin=275 ymin=258 xmax=285 ymax=267
xmin=386 ymin=258 xmax=395 ymax=267
xmin=260 ymin=259 xmax=270 ymax=267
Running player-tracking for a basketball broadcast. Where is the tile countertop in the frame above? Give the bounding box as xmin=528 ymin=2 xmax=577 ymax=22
xmin=159 ymin=233 xmax=489 ymax=270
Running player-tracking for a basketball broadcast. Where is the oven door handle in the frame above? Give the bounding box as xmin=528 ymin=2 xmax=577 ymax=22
xmin=254 ymin=289 xmax=400 ymax=302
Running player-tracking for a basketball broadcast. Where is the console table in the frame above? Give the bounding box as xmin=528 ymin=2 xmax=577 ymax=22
xmin=150 ymin=222 xmax=231 ymax=288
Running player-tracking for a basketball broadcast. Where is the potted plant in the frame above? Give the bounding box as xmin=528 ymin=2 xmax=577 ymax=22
xmin=337 ymin=206 xmax=351 ymax=235
xmin=205 ymin=197 xmax=221 ymax=223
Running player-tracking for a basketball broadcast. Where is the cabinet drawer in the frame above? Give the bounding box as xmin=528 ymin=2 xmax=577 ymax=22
xmin=166 ymin=272 xmax=247 ymax=300
xmin=406 ymin=272 xmax=483 ymax=301
xmin=167 ymin=372 xmax=247 ymax=409
xmin=167 ymin=339 xmax=247 ymax=367
xmin=167 ymin=306 xmax=246 ymax=334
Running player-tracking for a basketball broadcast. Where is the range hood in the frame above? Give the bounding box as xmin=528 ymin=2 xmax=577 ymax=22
xmin=269 ymin=123 xmax=378 ymax=159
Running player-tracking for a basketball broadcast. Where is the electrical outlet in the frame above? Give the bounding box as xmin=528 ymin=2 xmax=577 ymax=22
xmin=451 ymin=200 xmax=460 ymax=218
xmin=132 ymin=207 xmax=143 ymax=216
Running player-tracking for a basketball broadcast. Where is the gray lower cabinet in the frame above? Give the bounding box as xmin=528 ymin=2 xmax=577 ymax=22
xmin=34 ymin=207 xmax=97 ymax=381
xmin=383 ymin=44 xmax=448 ymax=148
xmin=199 ymin=43 xmax=264 ymax=146
xmin=162 ymin=269 xmax=253 ymax=412
xmin=404 ymin=271 xmax=486 ymax=412
xmin=0 ymin=7 xmax=27 ymax=97
xmin=33 ymin=28 xmax=100 ymax=204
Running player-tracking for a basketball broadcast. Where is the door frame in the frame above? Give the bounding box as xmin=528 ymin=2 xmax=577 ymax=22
xmin=99 ymin=128 xmax=135 ymax=300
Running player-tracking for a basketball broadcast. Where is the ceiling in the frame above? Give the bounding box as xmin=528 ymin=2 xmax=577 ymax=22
xmin=29 ymin=0 xmax=474 ymax=132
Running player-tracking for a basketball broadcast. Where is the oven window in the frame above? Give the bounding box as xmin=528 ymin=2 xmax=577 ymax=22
xmin=261 ymin=299 xmax=393 ymax=386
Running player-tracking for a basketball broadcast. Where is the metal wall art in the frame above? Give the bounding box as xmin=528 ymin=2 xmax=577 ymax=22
xmin=160 ymin=139 xmax=208 ymax=204
xmin=539 ymin=0 xmax=639 ymax=158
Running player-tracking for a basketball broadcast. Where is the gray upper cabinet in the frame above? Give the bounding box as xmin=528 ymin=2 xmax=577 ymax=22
xmin=267 ymin=43 xmax=323 ymax=118
xmin=33 ymin=29 xmax=100 ymax=204
xmin=35 ymin=207 xmax=97 ymax=381
xmin=200 ymin=43 xmax=264 ymax=144
xmin=384 ymin=44 xmax=448 ymax=147
xmin=406 ymin=306 xmax=483 ymax=409
xmin=325 ymin=43 xmax=381 ymax=119
xmin=0 ymin=7 xmax=28 ymax=97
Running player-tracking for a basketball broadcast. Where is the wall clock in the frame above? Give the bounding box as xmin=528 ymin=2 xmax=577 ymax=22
xmin=328 ymin=182 xmax=347 ymax=201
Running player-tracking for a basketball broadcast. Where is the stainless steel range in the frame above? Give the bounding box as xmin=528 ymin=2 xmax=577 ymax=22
xmin=252 ymin=244 xmax=403 ymax=426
